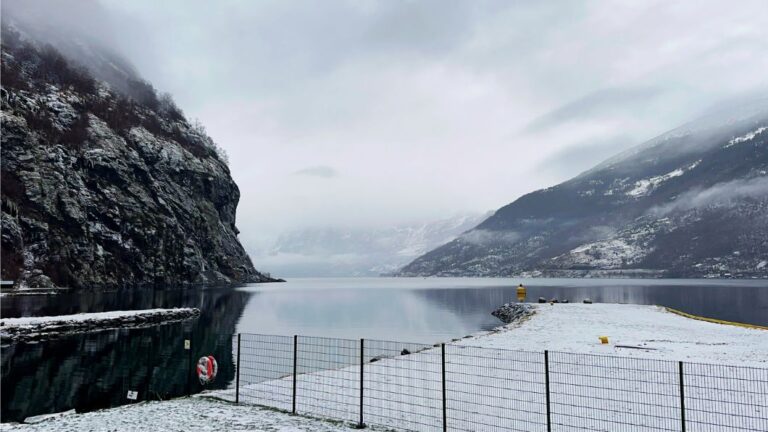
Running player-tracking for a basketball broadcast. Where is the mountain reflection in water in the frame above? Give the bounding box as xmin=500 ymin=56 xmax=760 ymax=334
xmin=1 ymin=288 xmax=250 ymax=422
xmin=2 ymin=278 xmax=767 ymax=422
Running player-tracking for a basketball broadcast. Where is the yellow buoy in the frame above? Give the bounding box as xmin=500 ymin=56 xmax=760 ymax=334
xmin=516 ymin=284 xmax=526 ymax=302
xmin=599 ymin=336 xmax=609 ymax=344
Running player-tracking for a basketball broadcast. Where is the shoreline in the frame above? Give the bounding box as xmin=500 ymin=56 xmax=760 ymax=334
xmin=0 ymin=308 xmax=201 ymax=343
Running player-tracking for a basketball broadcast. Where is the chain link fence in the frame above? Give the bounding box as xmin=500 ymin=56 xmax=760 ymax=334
xmin=231 ymin=333 xmax=768 ymax=432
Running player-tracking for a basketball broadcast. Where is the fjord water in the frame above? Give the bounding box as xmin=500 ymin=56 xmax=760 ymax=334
xmin=2 ymin=278 xmax=767 ymax=421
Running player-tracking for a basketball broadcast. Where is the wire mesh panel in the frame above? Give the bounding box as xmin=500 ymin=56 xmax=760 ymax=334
xmin=237 ymin=333 xmax=294 ymax=411
xmin=548 ymin=351 xmax=681 ymax=432
xmin=446 ymin=345 xmax=547 ymax=432
xmin=228 ymin=334 xmax=767 ymax=432
xmin=683 ymin=362 xmax=768 ymax=432
xmin=363 ymin=339 xmax=442 ymax=432
xmin=295 ymin=336 xmax=360 ymax=424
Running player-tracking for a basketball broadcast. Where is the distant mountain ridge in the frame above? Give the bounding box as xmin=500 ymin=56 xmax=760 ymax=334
xmin=399 ymin=101 xmax=768 ymax=278
xmin=256 ymin=213 xmax=489 ymax=277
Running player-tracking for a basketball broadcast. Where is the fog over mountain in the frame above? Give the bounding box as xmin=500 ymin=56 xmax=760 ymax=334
xmin=257 ymin=212 xmax=489 ymax=277
xmin=400 ymin=100 xmax=768 ymax=278
xmin=3 ymin=0 xmax=768 ymax=276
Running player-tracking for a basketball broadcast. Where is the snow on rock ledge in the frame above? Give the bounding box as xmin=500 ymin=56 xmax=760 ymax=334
xmin=0 ymin=308 xmax=200 ymax=342
xmin=491 ymin=303 xmax=535 ymax=324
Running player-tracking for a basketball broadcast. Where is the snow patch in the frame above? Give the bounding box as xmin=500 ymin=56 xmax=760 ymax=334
xmin=626 ymin=161 xmax=700 ymax=197
xmin=725 ymin=126 xmax=768 ymax=148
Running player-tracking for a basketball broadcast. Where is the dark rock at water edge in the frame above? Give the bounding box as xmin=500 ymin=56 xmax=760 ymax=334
xmin=491 ymin=303 xmax=535 ymax=324
xmin=0 ymin=23 xmax=279 ymax=290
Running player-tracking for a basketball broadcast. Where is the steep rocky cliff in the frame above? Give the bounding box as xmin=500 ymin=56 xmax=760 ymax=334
xmin=0 ymin=26 xmax=276 ymax=289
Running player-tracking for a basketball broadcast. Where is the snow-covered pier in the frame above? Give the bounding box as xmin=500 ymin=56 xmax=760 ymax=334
xmin=4 ymin=304 xmax=766 ymax=431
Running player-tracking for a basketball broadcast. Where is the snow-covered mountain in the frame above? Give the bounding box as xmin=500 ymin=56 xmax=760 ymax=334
xmin=254 ymin=213 xmax=489 ymax=277
xmin=399 ymin=100 xmax=768 ymax=278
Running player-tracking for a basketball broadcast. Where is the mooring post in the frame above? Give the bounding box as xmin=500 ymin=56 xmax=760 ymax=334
xmin=235 ymin=333 xmax=241 ymax=404
xmin=292 ymin=335 xmax=298 ymax=414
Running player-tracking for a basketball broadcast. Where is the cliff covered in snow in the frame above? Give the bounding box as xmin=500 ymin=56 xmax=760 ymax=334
xmin=0 ymin=20 xmax=276 ymax=289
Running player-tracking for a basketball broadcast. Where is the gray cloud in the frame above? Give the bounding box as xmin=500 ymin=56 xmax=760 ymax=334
xmin=651 ymin=176 xmax=768 ymax=215
xmin=6 ymin=0 xmax=768 ymax=255
xmin=535 ymin=135 xmax=638 ymax=181
xmin=294 ymin=166 xmax=338 ymax=178
xmin=460 ymin=229 xmax=520 ymax=246
xmin=524 ymin=87 xmax=664 ymax=134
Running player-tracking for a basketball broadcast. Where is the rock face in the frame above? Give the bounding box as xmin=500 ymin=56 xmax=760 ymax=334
xmin=0 ymin=25 xmax=276 ymax=289
xmin=491 ymin=303 xmax=534 ymax=324
xmin=400 ymin=99 xmax=768 ymax=278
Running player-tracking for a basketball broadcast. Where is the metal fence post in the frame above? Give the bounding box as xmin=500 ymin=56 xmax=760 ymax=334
xmin=292 ymin=335 xmax=298 ymax=415
xmin=442 ymin=343 xmax=447 ymax=432
xmin=545 ymin=350 xmax=552 ymax=432
xmin=186 ymin=335 xmax=192 ymax=396
xmin=235 ymin=333 xmax=241 ymax=404
xmin=679 ymin=361 xmax=686 ymax=432
xmin=145 ymin=336 xmax=153 ymax=401
xmin=356 ymin=338 xmax=366 ymax=429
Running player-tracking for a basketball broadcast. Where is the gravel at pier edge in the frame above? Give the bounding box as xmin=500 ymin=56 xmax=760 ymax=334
xmin=491 ymin=303 xmax=535 ymax=324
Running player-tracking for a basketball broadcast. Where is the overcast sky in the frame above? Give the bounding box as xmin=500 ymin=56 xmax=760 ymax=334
xmin=11 ymin=1 xmax=768 ymax=253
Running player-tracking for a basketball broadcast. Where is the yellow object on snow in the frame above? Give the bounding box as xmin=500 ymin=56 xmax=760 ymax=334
xmin=599 ymin=336 xmax=609 ymax=344
xmin=516 ymin=284 xmax=526 ymax=302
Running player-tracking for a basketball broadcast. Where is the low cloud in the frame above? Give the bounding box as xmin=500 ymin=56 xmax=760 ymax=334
xmin=536 ymin=135 xmax=637 ymax=180
xmin=293 ymin=165 xmax=338 ymax=178
xmin=567 ymin=225 xmax=617 ymax=244
xmin=524 ymin=87 xmax=663 ymax=134
xmin=460 ymin=229 xmax=520 ymax=246
xmin=651 ymin=176 xmax=768 ymax=215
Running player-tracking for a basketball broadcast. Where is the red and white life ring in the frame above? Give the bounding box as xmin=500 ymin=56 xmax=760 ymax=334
xmin=196 ymin=355 xmax=218 ymax=385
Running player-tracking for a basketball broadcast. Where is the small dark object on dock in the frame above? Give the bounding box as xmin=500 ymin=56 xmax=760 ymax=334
xmin=538 ymin=297 xmax=546 ymax=303
xmin=550 ymin=299 xmax=559 ymax=304
xmin=583 ymin=299 xmax=593 ymax=304
xmin=562 ymin=299 xmax=570 ymax=303
xmin=401 ymin=349 xmax=411 ymax=355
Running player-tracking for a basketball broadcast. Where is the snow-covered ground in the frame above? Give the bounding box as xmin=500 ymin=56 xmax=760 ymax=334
xmin=4 ymin=304 xmax=766 ymax=431
xmin=0 ymin=308 xmax=199 ymax=342
xmin=225 ymin=304 xmax=768 ymax=431
xmin=0 ymin=308 xmax=196 ymax=327
xmin=0 ymin=397 xmax=355 ymax=432
xmin=463 ymin=303 xmax=768 ymax=365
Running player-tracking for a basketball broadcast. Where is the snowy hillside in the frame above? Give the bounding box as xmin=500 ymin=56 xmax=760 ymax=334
xmin=400 ymin=102 xmax=768 ymax=278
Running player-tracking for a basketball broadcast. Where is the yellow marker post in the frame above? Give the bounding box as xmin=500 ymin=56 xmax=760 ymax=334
xmin=516 ymin=284 xmax=526 ymax=302
xmin=599 ymin=336 xmax=609 ymax=344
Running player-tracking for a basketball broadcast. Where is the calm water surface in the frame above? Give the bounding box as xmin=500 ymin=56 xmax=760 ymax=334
xmin=2 ymin=277 xmax=766 ymax=421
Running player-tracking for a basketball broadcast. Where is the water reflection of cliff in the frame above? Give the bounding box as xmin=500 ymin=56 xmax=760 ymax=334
xmin=1 ymin=288 xmax=252 ymax=422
